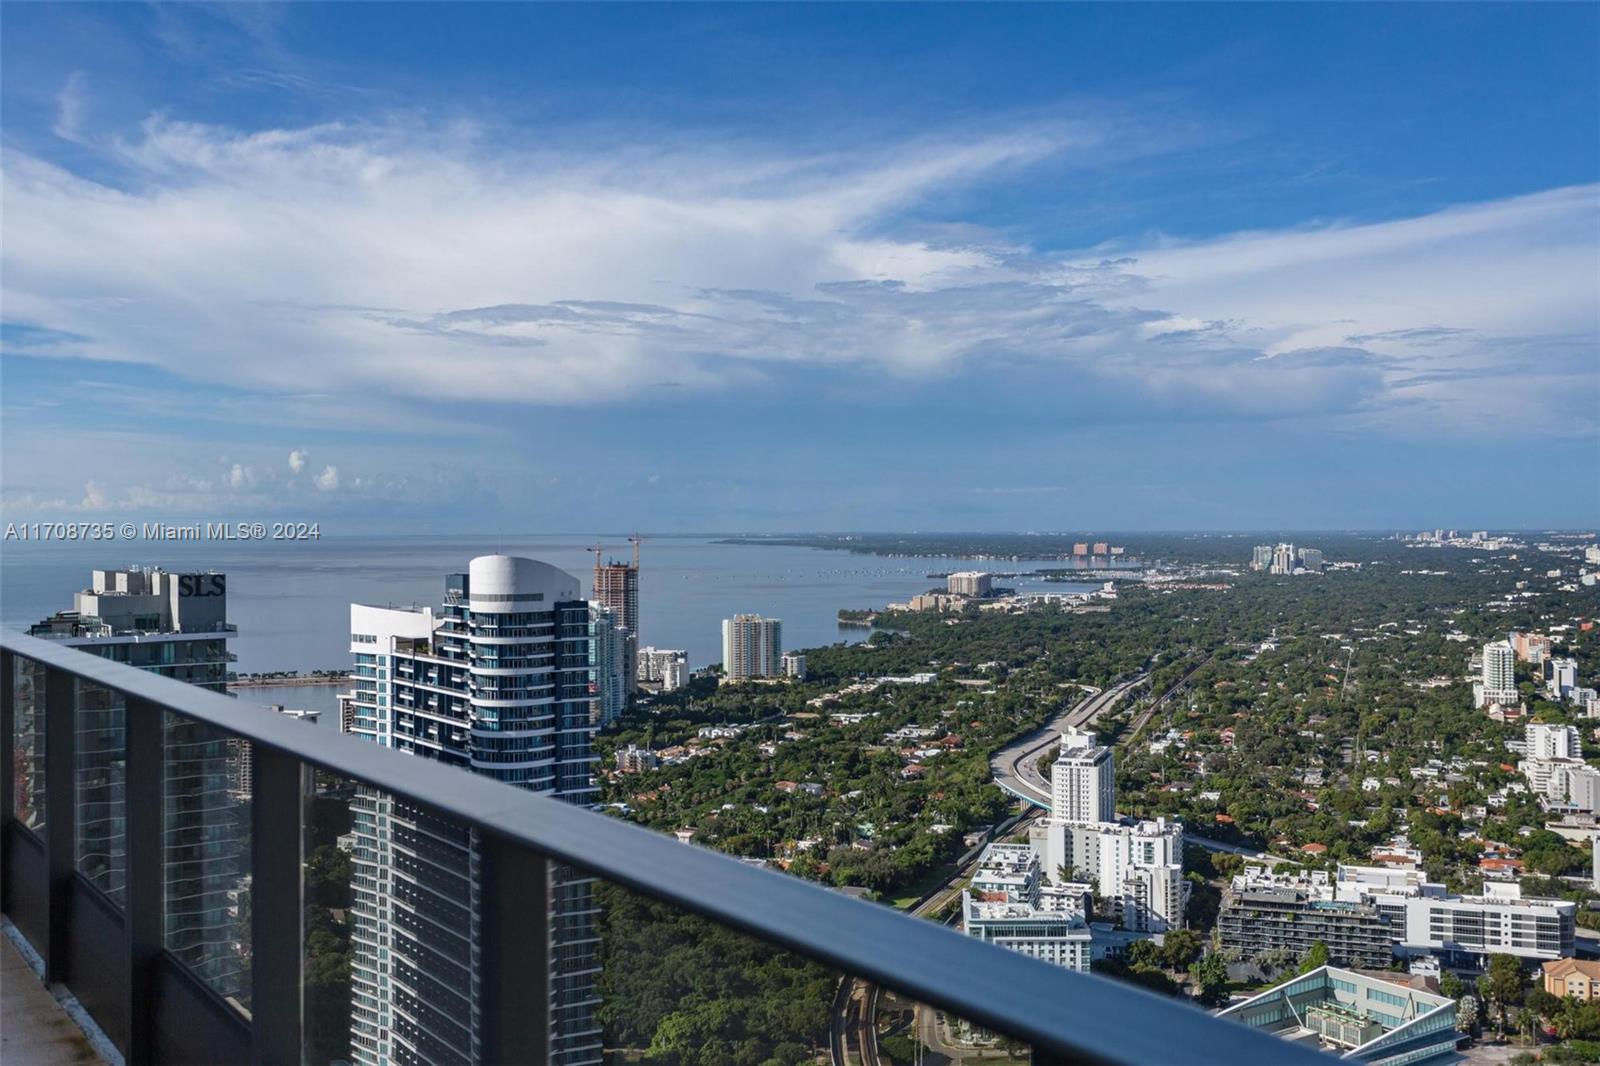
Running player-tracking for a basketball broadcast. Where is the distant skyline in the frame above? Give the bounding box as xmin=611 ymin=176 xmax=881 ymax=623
xmin=2 ymin=3 xmax=1597 ymax=532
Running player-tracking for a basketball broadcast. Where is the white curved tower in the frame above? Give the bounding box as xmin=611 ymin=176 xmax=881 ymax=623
xmin=346 ymin=556 xmax=601 ymax=1066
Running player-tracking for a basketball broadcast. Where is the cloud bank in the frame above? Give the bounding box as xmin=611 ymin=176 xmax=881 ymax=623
xmin=2 ymin=114 xmax=1596 ymax=445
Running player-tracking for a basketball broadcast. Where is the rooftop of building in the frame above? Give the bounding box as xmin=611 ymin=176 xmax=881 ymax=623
xmin=1544 ymin=958 xmax=1600 ymax=981
xmin=963 ymin=892 xmax=1088 ymax=926
xmin=1219 ymin=965 xmax=1455 ymax=1059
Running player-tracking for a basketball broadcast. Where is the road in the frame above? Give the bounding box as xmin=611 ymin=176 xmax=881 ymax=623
xmin=988 ymin=676 xmax=1145 ymax=810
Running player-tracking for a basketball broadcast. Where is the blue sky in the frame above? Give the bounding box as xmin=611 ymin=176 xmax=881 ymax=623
xmin=2 ymin=3 xmax=1597 ymax=532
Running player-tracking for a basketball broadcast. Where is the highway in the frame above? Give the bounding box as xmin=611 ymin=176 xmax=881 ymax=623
xmin=988 ymin=676 xmax=1145 ymax=809
xmin=828 ymin=668 xmax=1262 ymax=1064
xmin=986 ymin=664 xmax=1269 ymax=855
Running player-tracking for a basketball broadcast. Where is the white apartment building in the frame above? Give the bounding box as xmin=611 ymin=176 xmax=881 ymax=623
xmin=1519 ymin=754 xmax=1600 ymax=815
xmin=947 ymin=571 xmax=994 ymax=597
xmin=1475 ymin=639 xmax=1520 ymax=708
xmin=1548 ymin=658 xmax=1580 ymax=701
xmin=963 ymin=898 xmax=1093 ymax=971
xmin=1527 ymin=722 xmax=1582 ymax=760
xmin=1032 ymin=726 xmax=1186 ymax=932
xmin=638 ymin=646 xmax=689 ymax=691
xmin=616 ymin=744 xmax=659 ymax=773
xmin=1051 ymin=727 xmax=1115 ymax=824
xmin=721 ymin=614 xmax=782 ymax=679
xmin=1334 ymin=864 xmax=1574 ymax=962
xmin=1030 ymin=817 xmax=1186 ymax=932
xmin=970 ymin=843 xmax=1041 ymax=900
xmin=1558 ymin=764 xmax=1600 ymax=813
xmin=781 ymin=651 xmax=807 ymax=679
xmin=962 ymin=842 xmax=1091 ymax=972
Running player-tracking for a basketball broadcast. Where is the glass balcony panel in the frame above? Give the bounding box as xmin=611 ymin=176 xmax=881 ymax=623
xmin=12 ymin=655 xmax=46 ymax=832
xmin=592 ymin=875 xmax=840 ymax=1065
xmin=74 ymin=679 xmax=127 ymax=904
xmin=163 ymin=710 xmax=252 ymax=1010
xmin=291 ymin=764 xmax=1054 ymax=1065
xmin=303 ymin=768 xmax=359 ymax=1066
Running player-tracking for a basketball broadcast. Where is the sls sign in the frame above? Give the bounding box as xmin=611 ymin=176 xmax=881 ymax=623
xmin=179 ymin=574 xmax=226 ymax=598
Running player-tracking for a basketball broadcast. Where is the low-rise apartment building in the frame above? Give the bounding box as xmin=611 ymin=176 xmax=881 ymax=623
xmin=1219 ymin=881 xmax=1395 ymax=969
xmin=1544 ymin=958 xmax=1600 ymax=1000
xmin=962 ymin=842 xmax=1092 ymax=972
xmin=1222 ymin=863 xmax=1576 ymax=968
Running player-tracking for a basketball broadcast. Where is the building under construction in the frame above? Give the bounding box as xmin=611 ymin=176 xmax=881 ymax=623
xmin=592 ymin=538 xmax=641 ymax=693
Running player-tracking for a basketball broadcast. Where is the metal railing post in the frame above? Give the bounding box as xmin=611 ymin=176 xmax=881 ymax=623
xmin=125 ymin=698 xmax=164 ymax=1062
xmin=480 ymin=832 xmax=549 ymax=1064
xmin=251 ymin=745 xmax=305 ymax=1065
xmin=43 ymin=666 xmax=76 ymax=984
xmin=1 ymin=648 xmax=15 ymax=909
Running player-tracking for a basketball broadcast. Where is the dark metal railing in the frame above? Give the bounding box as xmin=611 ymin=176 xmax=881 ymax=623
xmin=0 ymin=628 xmax=1331 ymax=1065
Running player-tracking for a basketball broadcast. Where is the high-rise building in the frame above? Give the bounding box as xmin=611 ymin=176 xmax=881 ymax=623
xmin=589 ymin=602 xmax=628 ymax=727
xmin=1475 ymin=639 xmax=1520 ymax=707
xmin=1092 ymin=542 xmax=1109 ymax=555
xmin=721 ymin=614 xmax=782 ymax=680
xmin=592 ymin=541 xmax=640 ymax=693
xmin=1030 ymin=818 xmax=1185 ymax=932
xmin=637 ymin=646 xmax=689 ymax=691
xmin=1051 ymin=727 xmax=1114 ymax=824
xmin=28 ymin=568 xmax=246 ymax=1000
xmin=1511 ymin=631 xmax=1555 ymax=665
xmin=781 ymin=651 xmax=807 ymax=679
xmin=1073 ymin=543 xmax=1090 ymax=556
xmin=1032 ymin=726 xmax=1185 ymax=930
xmin=28 ymin=567 xmax=234 ymax=685
xmin=1250 ymin=545 xmax=1274 ymax=571
xmin=1298 ymin=547 xmax=1324 ymax=572
xmin=1547 ymin=657 xmax=1580 ymax=701
xmin=1270 ymin=543 xmax=1298 ymax=575
xmin=344 ymin=556 xmax=602 ymax=1066
xmin=947 ymin=571 xmax=993 ymax=597
xmin=232 ymin=706 xmax=319 ymax=798
xmin=1526 ymin=721 xmax=1582 ymax=760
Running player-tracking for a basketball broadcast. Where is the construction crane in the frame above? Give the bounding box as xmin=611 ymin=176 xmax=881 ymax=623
xmin=591 ymin=538 xmax=642 ymax=570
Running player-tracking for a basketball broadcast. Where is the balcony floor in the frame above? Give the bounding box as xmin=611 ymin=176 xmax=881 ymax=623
xmin=1 ymin=934 xmax=105 ymax=1065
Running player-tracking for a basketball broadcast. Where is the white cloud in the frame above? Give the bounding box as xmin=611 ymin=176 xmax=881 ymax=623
xmin=2 ymin=115 xmax=1594 ymax=435
xmin=226 ymin=462 xmax=254 ymax=489
xmin=288 ymin=448 xmax=308 ymax=473
xmin=52 ymin=72 xmax=89 ymax=143
xmin=314 ymin=464 xmax=340 ymax=491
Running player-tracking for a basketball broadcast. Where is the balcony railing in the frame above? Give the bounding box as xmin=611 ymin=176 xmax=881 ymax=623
xmin=0 ymin=628 xmax=1331 ymax=1065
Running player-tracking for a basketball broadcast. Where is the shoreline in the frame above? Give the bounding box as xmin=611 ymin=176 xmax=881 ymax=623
xmin=229 ymin=676 xmax=347 ymax=688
